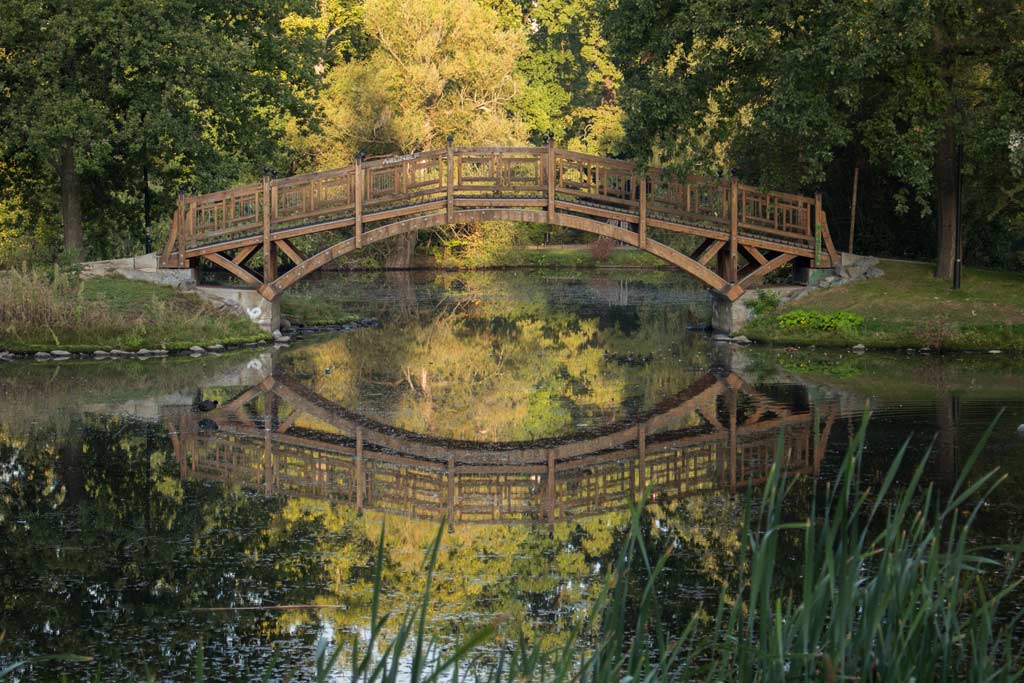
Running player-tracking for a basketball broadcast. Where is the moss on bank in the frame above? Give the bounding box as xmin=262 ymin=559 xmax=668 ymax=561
xmin=742 ymin=260 xmax=1024 ymax=353
xmin=0 ymin=273 xmax=267 ymax=353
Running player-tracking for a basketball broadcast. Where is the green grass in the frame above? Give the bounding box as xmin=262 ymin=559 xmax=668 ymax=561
xmin=743 ymin=260 xmax=1024 ymax=352
xmin=0 ymin=271 xmax=267 ymax=352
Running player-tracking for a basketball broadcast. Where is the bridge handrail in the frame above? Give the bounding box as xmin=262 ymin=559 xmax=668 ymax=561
xmin=160 ymin=144 xmax=837 ymax=268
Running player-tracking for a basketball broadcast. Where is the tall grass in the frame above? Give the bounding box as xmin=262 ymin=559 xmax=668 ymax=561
xmin=0 ymin=267 xmax=266 ymax=351
xmin=0 ymin=266 xmax=108 ymax=339
xmin=299 ymin=413 xmax=1023 ymax=683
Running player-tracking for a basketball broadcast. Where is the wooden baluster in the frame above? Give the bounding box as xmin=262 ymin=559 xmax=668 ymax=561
xmin=638 ymin=171 xmax=647 ymax=249
xmin=354 ymin=153 xmax=364 ymax=248
xmin=729 ymin=177 xmax=739 ymax=283
xmin=446 ymin=135 xmax=454 ymax=223
xmin=547 ymin=139 xmax=556 ymax=223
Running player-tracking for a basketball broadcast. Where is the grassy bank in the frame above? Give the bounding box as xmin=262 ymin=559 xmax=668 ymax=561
xmin=743 ymin=260 xmax=1024 ymax=352
xmin=0 ymin=269 xmax=267 ymax=353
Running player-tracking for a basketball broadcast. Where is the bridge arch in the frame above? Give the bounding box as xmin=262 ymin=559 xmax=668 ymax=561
xmin=258 ymin=208 xmax=733 ymax=301
xmin=160 ymin=145 xmax=837 ymax=304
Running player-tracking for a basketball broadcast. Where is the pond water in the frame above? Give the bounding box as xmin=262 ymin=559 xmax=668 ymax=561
xmin=2 ymin=269 xmax=1023 ymax=680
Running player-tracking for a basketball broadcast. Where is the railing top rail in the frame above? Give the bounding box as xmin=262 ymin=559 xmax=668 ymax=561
xmin=180 ymin=145 xmax=820 ymax=208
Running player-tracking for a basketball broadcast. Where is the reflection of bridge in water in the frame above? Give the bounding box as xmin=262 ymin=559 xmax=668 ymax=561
xmin=168 ymin=372 xmax=836 ymax=528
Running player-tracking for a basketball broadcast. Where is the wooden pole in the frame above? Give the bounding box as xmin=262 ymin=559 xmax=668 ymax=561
xmin=176 ymin=192 xmax=187 ymax=267
xmin=729 ymin=177 xmax=739 ymax=282
xmin=446 ymin=135 xmax=455 ymax=224
xmin=354 ymin=154 xmax=363 ymax=248
xmin=262 ymin=175 xmax=276 ymax=285
xmin=447 ymin=454 xmax=456 ymax=532
xmin=848 ymin=165 xmax=859 ymax=255
xmin=638 ymin=172 xmax=647 ymax=249
xmin=547 ymin=138 xmax=556 ymax=224
xmin=814 ymin=191 xmax=823 ymax=266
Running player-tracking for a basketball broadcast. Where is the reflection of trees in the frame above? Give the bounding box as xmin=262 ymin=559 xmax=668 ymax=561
xmin=281 ymin=293 xmax=711 ymax=442
xmin=0 ymin=416 xmax=336 ymax=678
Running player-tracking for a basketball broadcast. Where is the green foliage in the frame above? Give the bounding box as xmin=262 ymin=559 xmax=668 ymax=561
xmin=777 ymin=309 xmax=864 ymax=333
xmin=605 ymin=0 xmax=1024 ymax=271
xmin=0 ymin=0 xmax=320 ymax=258
xmin=746 ymin=290 xmax=780 ymax=316
xmin=512 ymin=0 xmax=625 ymax=153
xmin=309 ymin=0 xmax=526 ymax=166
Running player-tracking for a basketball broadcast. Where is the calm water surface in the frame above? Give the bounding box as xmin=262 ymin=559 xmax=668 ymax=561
xmin=2 ymin=270 xmax=1022 ymax=680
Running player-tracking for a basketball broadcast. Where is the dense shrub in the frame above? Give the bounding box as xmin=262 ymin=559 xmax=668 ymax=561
xmin=777 ymin=309 xmax=864 ymax=332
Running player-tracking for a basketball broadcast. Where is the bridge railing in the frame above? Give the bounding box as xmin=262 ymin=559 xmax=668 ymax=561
xmin=161 ymin=144 xmax=835 ymax=267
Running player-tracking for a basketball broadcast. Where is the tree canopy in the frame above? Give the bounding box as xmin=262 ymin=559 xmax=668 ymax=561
xmin=605 ymin=0 xmax=1024 ymax=277
xmin=1 ymin=0 xmax=1022 ymax=272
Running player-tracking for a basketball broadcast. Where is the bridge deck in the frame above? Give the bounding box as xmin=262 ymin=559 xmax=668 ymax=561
xmin=161 ymin=145 xmax=838 ymax=301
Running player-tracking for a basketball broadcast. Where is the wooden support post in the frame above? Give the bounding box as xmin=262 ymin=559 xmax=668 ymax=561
xmin=446 ymin=136 xmax=455 ymax=224
xmin=728 ymin=387 xmax=738 ymax=490
xmin=263 ymin=391 xmax=276 ymax=496
xmin=638 ymin=172 xmax=647 ymax=249
xmin=176 ymin=192 xmax=188 ymax=267
xmin=447 ymin=454 xmax=456 ymax=532
xmin=547 ymin=138 xmax=556 ymax=224
xmin=185 ymin=195 xmax=196 ymax=269
xmin=729 ymin=177 xmax=739 ymax=283
xmin=354 ymin=154 xmax=364 ymax=248
xmin=546 ymin=448 xmax=556 ymax=523
xmin=262 ymin=176 xmax=275 ymax=285
xmin=814 ymin=191 xmax=823 ymax=266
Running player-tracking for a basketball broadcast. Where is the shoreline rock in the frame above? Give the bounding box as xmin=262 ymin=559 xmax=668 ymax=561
xmin=0 ymin=317 xmax=380 ymax=362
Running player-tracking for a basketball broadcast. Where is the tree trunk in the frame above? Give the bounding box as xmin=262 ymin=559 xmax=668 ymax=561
xmin=59 ymin=141 xmax=85 ymax=257
xmin=59 ymin=433 xmax=86 ymax=505
xmin=385 ymin=231 xmax=417 ymax=268
xmin=934 ymin=120 xmax=957 ymax=280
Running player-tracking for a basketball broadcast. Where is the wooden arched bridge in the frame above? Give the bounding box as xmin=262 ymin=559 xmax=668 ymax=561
xmin=168 ymin=371 xmax=836 ymax=527
xmin=161 ymin=144 xmax=838 ymax=301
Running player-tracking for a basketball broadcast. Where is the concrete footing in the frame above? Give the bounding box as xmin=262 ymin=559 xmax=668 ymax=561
xmin=711 ymin=252 xmax=882 ymax=334
xmin=195 ymin=286 xmax=280 ymax=333
xmin=79 ymin=253 xmax=281 ymax=334
xmin=80 ymin=253 xmax=198 ymax=287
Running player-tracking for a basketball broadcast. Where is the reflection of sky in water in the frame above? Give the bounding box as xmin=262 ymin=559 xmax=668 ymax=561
xmin=1 ymin=270 xmax=1022 ymax=680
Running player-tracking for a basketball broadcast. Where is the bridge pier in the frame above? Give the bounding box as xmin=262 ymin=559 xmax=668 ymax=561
xmin=194 ymin=286 xmax=281 ymax=334
xmin=711 ymin=292 xmax=753 ymax=335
